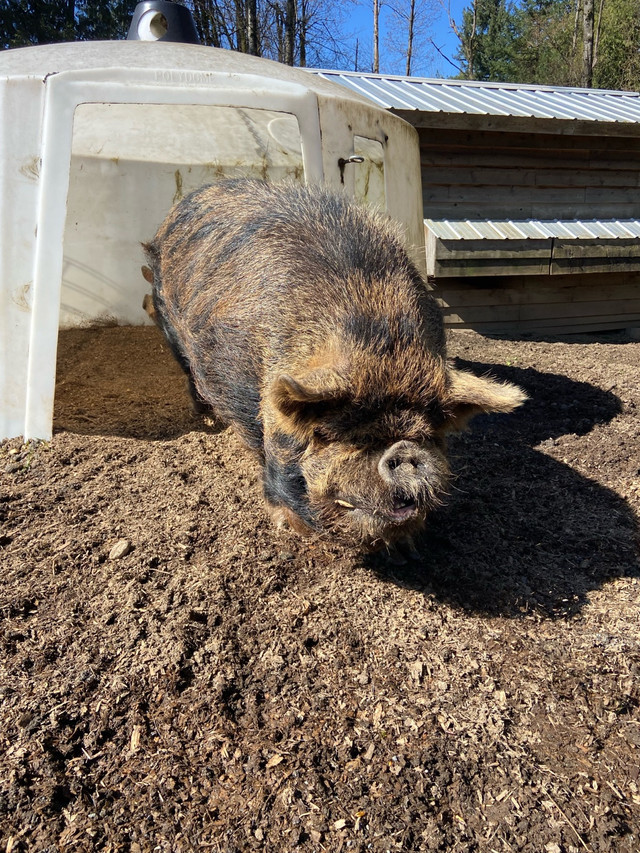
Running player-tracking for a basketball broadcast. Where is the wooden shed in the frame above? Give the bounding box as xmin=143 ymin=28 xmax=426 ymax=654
xmin=314 ymin=72 xmax=640 ymax=335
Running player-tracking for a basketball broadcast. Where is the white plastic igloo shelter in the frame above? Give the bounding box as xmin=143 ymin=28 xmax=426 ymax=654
xmin=0 ymin=41 xmax=424 ymax=441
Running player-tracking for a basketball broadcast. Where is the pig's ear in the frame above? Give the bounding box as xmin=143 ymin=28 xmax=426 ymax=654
xmin=443 ymin=367 xmax=527 ymax=431
xmin=271 ymin=370 xmax=349 ymax=417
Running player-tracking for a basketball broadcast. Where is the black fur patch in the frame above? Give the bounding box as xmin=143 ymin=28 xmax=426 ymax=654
xmin=343 ymin=313 xmax=417 ymax=356
xmin=161 ymin=199 xmax=204 ymax=244
xmin=215 ymin=220 xmax=270 ymax=266
xmin=263 ymin=434 xmax=316 ymax=528
xmin=197 ymin=368 xmax=263 ymax=452
xmin=183 ymin=218 xmax=223 ymax=247
xmin=150 ymin=290 xmax=193 ymax=378
xmin=269 ymin=431 xmax=307 ymax=456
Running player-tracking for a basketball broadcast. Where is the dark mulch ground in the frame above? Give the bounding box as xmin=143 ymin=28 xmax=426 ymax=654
xmin=1 ymin=325 xmax=639 ymax=852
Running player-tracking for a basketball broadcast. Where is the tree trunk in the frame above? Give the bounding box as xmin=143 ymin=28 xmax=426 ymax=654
xmin=583 ymin=0 xmax=594 ymax=87
xmin=405 ymin=0 xmax=415 ymax=76
xmin=466 ymin=0 xmax=479 ymax=80
xmin=284 ymin=0 xmax=296 ymax=65
xmin=247 ymin=0 xmax=258 ymax=55
xmin=572 ymin=0 xmax=581 ymax=55
xmin=66 ymin=0 xmax=75 ymax=38
xmin=373 ymin=0 xmax=380 ymax=73
xmin=235 ymin=0 xmax=247 ymax=52
xmin=299 ymin=0 xmax=307 ymax=67
xmin=593 ymin=0 xmax=605 ymax=69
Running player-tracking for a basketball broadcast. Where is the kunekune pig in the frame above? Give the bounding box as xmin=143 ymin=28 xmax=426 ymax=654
xmin=144 ymin=179 xmax=526 ymax=548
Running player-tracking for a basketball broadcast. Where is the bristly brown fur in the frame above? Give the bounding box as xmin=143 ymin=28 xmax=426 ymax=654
xmin=146 ymin=179 xmax=526 ymax=547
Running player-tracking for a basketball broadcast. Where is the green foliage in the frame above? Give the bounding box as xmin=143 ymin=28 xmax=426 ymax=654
xmin=455 ymin=0 xmax=640 ymax=90
xmin=0 ymin=0 xmax=138 ymax=49
xmin=455 ymin=0 xmax=519 ymax=80
xmin=509 ymin=0 xmax=582 ymax=86
xmin=593 ymin=0 xmax=640 ymax=90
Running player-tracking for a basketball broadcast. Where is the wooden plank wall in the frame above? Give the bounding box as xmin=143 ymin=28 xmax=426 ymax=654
xmin=419 ymin=127 xmax=640 ymax=220
xmin=420 ymin=126 xmax=640 ymax=332
xmin=427 ymin=234 xmax=640 ymax=278
xmin=432 ymin=271 xmax=640 ymax=335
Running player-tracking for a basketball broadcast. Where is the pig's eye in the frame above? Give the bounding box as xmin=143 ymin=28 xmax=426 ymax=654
xmin=313 ymin=427 xmax=331 ymax=443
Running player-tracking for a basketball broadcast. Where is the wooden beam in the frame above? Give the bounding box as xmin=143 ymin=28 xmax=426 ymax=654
xmin=422 ymin=202 xmax=640 ymax=220
xmin=423 ymin=166 xmax=640 ymax=189
xmin=434 ymin=277 xmax=640 ymax=307
xmin=433 ymin=269 xmax=640 ymax=334
xmin=417 ymin=126 xmax=640 ymax=153
xmin=434 ymin=238 xmax=553 ymax=261
xmin=395 ymin=109 xmax=640 ymax=139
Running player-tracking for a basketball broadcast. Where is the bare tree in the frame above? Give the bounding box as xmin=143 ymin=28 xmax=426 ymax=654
xmin=453 ymin=0 xmax=479 ymax=79
xmin=386 ymin=0 xmax=436 ymax=76
xmin=235 ymin=0 xmax=247 ymax=51
xmin=424 ymin=0 xmax=464 ymax=75
xmin=572 ymin=0 xmax=581 ymax=55
xmin=284 ymin=0 xmax=296 ymax=64
xmin=188 ymin=0 xmax=353 ymax=68
xmin=583 ymin=0 xmax=594 ymax=86
xmin=373 ymin=0 xmax=380 ymax=72
xmin=190 ymin=0 xmax=237 ymax=49
xmin=405 ymin=0 xmax=415 ymax=74
xmin=298 ymin=0 xmax=307 ymax=65
xmin=593 ymin=0 xmax=605 ymax=71
xmin=247 ymin=0 xmax=258 ymax=53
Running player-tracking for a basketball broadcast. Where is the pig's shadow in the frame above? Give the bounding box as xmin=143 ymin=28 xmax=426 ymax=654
xmin=367 ymin=360 xmax=639 ymax=618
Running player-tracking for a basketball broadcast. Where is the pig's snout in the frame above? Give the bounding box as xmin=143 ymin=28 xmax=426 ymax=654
xmin=377 ymin=440 xmax=444 ymax=501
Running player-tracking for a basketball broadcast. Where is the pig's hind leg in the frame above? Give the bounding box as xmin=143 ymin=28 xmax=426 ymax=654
xmin=141 ymin=270 xmax=221 ymax=422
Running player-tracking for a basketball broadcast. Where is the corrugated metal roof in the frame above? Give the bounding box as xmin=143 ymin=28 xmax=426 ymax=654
xmin=312 ymin=70 xmax=640 ymax=124
xmin=425 ymin=219 xmax=640 ymax=240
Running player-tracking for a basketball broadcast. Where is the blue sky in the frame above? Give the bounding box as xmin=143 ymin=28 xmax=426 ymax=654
xmin=340 ymin=0 xmax=467 ymax=79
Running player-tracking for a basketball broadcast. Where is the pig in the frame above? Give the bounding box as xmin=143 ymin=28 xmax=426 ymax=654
xmin=144 ymin=179 xmax=526 ymax=548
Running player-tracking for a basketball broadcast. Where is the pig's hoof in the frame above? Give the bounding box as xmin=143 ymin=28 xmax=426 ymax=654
xmin=401 ymin=536 xmax=423 ymax=562
xmin=190 ymin=396 xmax=210 ymax=415
xmin=270 ymin=507 xmax=291 ymax=531
xmin=202 ymin=414 xmax=227 ymax=433
xmin=266 ymin=503 xmax=314 ymax=537
xmin=386 ymin=550 xmax=409 ymax=566
xmin=142 ymin=292 xmax=157 ymax=323
xmin=386 ymin=536 xmax=422 ymax=565
xmin=264 ymin=501 xmax=292 ymax=531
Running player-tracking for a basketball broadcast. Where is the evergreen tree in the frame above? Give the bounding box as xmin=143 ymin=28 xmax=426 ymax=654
xmin=0 ymin=0 xmax=137 ymax=49
xmin=454 ymin=0 xmax=518 ymax=80
xmin=593 ymin=0 xmax=640 ymax=90
xmin=454 ymin=0 xmax=640 ymax=90
xmin=509 ymin=0 xmax=578 ymax=86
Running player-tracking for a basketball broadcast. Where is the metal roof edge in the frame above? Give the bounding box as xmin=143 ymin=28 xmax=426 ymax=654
xmin=309 ymin=69 xmax=640 ymax=100
xmin=424 ymin=218 xmax=640 ymax=241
